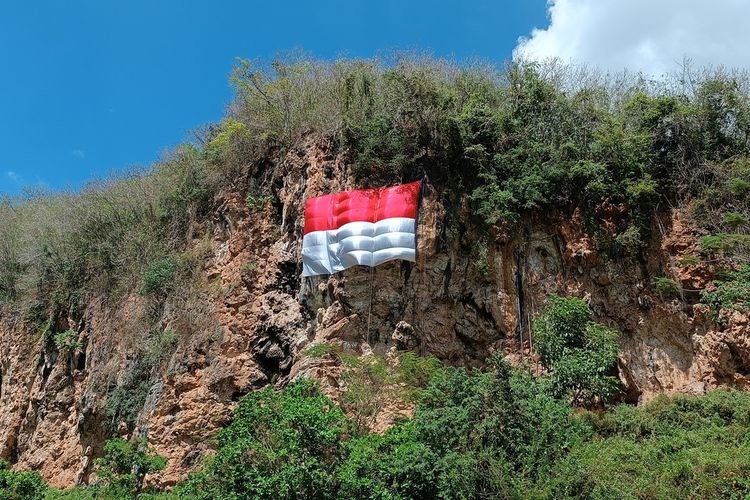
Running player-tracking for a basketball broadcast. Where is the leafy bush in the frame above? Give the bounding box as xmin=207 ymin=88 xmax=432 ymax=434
xmin=614 ymin=225 xmax=645 ymax=255
xmin=722 ymin=211 xmax=749 ymax=230
xmin=92 ymin=438 xmax=166 ymax=498
xmin=341 ymin=356 xmax=392 ymax=431
xmin=547 ymin=390 xmax=750 ymax=499
xmin=303 ymin=342 xmax=341 ymax=359
xmin=395 ymin=351 xmax=442 ymax=390
xmin=139 ymin=256 xmax=178 ymax=297
xmin=103 ymin=329 xmax=179 ymax=435
xmin=679 ymin=255 xmax=701 ymax=267
xmin=53 ymin=329 xmax=81 ymax=352
xmin=336 ymin=357 xmax=585 ymax=499
xmin=700 ymin=233 xmax=750 ymax=255
xmin=0 ymin=459 xmax=47 ymax=499
xmin=205 ymin=118 xmax=254 ymax=170
xmin=701 ymin=264 xmax=750 ymax=318
xmin=533 ymin=295 xmax=621 ymax=406
xmin=728 ymin=177 xmax=750 ymax=194
xmin=245 ymin=180 xmax=272 ymax=212
xmin=178 ymin=379 xmax=348 ymax=499
xmin=104 ymin=359 xmax=153 ymax=433
xmin=653 ymin=276 xmax=682 ymax=297
xmin=143 ymin=329 xmax=179 ymax=367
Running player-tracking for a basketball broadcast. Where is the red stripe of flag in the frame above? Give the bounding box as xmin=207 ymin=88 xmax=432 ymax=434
xmin=303 ymin=181 xmax=421 ymax=234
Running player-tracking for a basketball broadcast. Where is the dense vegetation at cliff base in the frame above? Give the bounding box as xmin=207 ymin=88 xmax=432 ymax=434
xmin=3 ymin=296 xmax=750 ymax=499
xmin=7 ymin=374 xmax=750 ymax=499
xmin=0 ymin=54 xmax=748 ymax=498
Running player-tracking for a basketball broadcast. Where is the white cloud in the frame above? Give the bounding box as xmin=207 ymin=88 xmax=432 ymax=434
xmin=6 ymin=171 xmax=21 ymax=182
xmin=71 ymin=149 xmax=86 ymax=159
xmin=514 ymin=0 xmax=750 ymax=75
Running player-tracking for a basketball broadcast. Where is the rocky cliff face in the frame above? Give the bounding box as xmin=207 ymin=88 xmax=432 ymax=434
xmin=0 ymin=137 xmax=747 ymax=488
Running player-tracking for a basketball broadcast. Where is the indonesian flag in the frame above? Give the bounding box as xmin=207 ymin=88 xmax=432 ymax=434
xmin=302 ymin=181 xmax=421 ymax=277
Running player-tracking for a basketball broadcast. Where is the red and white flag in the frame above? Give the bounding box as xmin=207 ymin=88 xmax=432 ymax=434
xmin=302 ymin=181 xmax=421 ymax=277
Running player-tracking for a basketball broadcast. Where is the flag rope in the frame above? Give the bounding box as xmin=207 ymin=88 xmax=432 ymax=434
xmin=367 ymin=188 xmax=381 ymax=345
xmin=366 ymin=263 xmax=374 ymax=344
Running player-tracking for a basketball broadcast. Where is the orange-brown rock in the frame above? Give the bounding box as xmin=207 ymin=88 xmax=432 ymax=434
xmin=0 ymin=136 xmax=747 ymax=488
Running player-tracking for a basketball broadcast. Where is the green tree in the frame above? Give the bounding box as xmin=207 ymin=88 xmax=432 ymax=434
xmin=178 ymin=379 xmax=348 ymax=499
xmin=701 ymin=264 xmax=750 ymax=319
xmin=93 ymin=438 xmax=166 ymax=498
xmin=139 ymin=256 xmax=178 ymax=297
xmin=0 ymin=459 xmax=47 ymax=500
xmin=534 ymin=295 xmax=621 ymax=406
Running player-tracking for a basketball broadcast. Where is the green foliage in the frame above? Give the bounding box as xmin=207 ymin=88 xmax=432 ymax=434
xmin=104 ymin=329 xmax=179 ymax=434
xmin=614 ymin=225 xmax=645 ymax=255
xmin=534 ymin=295 xmax=591 ymax=366
xmin=143 ymin=329 xmax=179 ymax=367
xmin=240 ymin=261 xmax=257 ymax=274
xmin=180 ymin=358 xmax=585 ymax=499
xmin=53 ymin=329 xmax=81 ymax=352
xmin=205 ymin=118 xmax=253 ymax=169
xmin=722 ymin=211 xmax=749 ymax=230
xmin=728 ymin=177 xmax=750 ymax=194
xmin=341 ymin=356 xmax=392 ymax=431
xmin=700 ymin=233 xmax=750 ymax=255
xmin=139 ymin=256 xmax=178 ymax=297
xmin=245 ymin=180 xmax=272 ymax=212
xmin=104 ymin=359 xmax=153 ymax=433
xmin=470 ymin=67 xmax=660 ymax=227
xmin=342 ymin=62 xmax=475 ymax=187
xmin=653 ymin=276 xmax=682 ymax=297
xmin=679 ymin=255 xmax=701 ymax=267
xmin=701 ymin=264 xmax=750 ymax=317
xmin=690 ymin=156 xmax=750 ymax=238
xmin=92 ymin=438 xmax=166 ymax=498
xmin=177 ymin=378 xmax=348 ymax=499
xmin=104 ymin=328 xmax=178 ymax=434
xmin=0 ymin=459 xmax=47 ymax=500
xmin=472 ymin=236 xmax=491 ymax=276
xmin=303 ymin=342 xmax=340 ymax=359
xmin=533 ymin=295 xmax=621 ymax=406
xmin=319 ymin=351 xmax=445 ymax=431
xmin=547 ymin=389 xmax=750 ymax=499
xmin=13 ymin=377 xmax=750 ymax=499
xmin=395 ymin=351 xmax=442 ymax=390
xmin=0 ymin=142 xmax=216 ymax=310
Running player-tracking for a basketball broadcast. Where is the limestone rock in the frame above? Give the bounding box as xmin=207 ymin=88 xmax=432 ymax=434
xmin=0 ymin=137 xmax=746 ymax=488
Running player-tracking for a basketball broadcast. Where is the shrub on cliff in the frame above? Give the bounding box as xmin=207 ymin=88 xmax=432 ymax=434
xmin=177 ymin=378 xmax=349 ymax=499
xmin=701 ymin=263 xmax=750 ymax=319
xmin=0 ymin=459 xmax=47 ymax=500
xmin=534 ymin=295 xmax=621 ymax=406
xmin=10 ymin=375 xmax=750 ymax=499
xmin=176 ymin=359 xmax=585 ymax=499
xmin=139 ymin=256 xmax=178 ymax=297
xmin=92 ymin=438 xmax=166 ymax=498
xmin=405 ymin=357 xmax=585 ymax=492
xmin=546 ymin=389 xmax=750 ymax=499
xmin=330 ymin=356 xmax=587 ymax=498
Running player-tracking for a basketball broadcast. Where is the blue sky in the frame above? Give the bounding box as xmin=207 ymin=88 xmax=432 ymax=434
xmin=0 ymin=1 xmax=548 ymax=194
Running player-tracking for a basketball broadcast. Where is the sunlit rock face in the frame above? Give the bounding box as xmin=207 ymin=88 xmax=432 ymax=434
xmin=0 ymin=136 xmax=744 ymax=488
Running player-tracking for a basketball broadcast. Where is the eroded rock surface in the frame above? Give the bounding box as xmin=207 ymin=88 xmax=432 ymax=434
xmin=0 ymin=137 xmax=747 ymax=487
